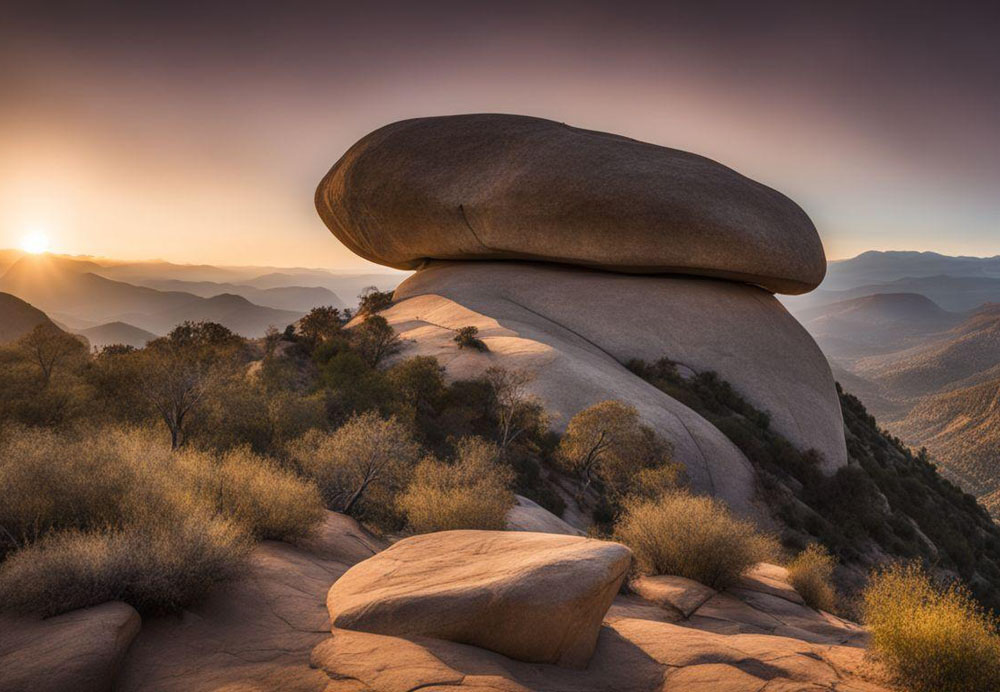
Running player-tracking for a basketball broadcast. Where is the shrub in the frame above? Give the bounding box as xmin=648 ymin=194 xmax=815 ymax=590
xmin=0 ymin=425 xmax=324 ymax=615
xmin=177 ymin=446 xmax=324 ymax=542
xmin=0 ymin=512 xmax=250 ymax=616
xmin=786 ymin=543 xmax=837 ymax=611
xmin=614 ymin=492 xmax=778 ymax=589
xmin=862 ymin=563 xmax=1000 ymax=692
xmin=454 ymin=326 xmax=488 ymax=352
xmin=556 ymin=400 xmax=674 ymax=501
xmin=357 ymin=286 xmax=394 ymax=316
xmin=399 ymin=437 xmax=515 ymax=533
xmin=351 ymin=315 xmax=402 ymax=368
xmin=287 ymin=412 xmax=420 ymax=529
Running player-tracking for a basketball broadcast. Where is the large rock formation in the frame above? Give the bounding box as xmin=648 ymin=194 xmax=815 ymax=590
xmin=326 ymin=530 xmax=631 ymax=667
xmin=317 ymin=114 xmax=847 ymax=514
xmin=317 ymin=114 xmax=825 ymax=294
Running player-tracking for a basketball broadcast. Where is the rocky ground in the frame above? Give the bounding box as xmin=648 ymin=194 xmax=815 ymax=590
xmin=1 ymin=502 xmax=891 ymax=692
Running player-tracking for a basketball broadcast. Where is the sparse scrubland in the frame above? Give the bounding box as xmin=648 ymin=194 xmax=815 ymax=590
xmin=614 ymin=492 xmax=779 ymax=589
xmin=863 ymin=563 xmax=1000 ymax=692
xmin=629 ymin=357 xmax=1000 ymax=613
xmin=0 ymin=298 xmax=561 ymax=615
xmin=3 ymin=293 xmax=1000 ymax=652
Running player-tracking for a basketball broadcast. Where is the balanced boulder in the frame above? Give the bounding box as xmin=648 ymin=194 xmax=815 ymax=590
xmin=316 ymin=113 xmax=826 ymax=294
xmin=325 ymin=530 xmax=631 ymax=667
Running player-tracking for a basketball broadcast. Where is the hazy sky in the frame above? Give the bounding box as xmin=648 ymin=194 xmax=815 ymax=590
xmin=1 ymin=1 xmax=998 ymax=270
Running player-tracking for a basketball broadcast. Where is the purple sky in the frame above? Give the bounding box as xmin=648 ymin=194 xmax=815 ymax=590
xmin=1 ymin=1 xmax=998 ymax=269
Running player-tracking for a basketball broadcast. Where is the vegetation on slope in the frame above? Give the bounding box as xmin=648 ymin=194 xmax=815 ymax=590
xmin=629 ymin=358 xmax=1000 ymax=611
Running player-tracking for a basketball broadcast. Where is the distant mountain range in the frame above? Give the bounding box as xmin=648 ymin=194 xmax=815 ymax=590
xmin=0 ymin=250 xmax=405 ymax=339
xmin=786 ymin=250 xmax=1000 ymax=515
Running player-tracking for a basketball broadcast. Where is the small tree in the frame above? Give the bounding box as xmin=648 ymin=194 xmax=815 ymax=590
xmin=129 ymin=322 xmax=245 ymax=449
xmin=357 ymin=286 xmax=394 ymax=316
xmin=556 ymin=400 xmax=673 ymax=500
xmin=454 ymin=325 xmax=488 ymax=352
xmin=18 ymin=324 xmax=86 ymax=387
xmin=399 ymin=437 xmax=515 ymax=533
xmin=287 ymin=412 xmax=420 ymax=526
xmin=298 ymin=306 xmax=343 ymax=346
xmin=484 ymin=367 xmax=544 ymax=455
xmin=352 ymin=315 xmax=402 ymax=368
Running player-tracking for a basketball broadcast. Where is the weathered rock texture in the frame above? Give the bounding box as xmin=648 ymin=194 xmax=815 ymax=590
xmin=326 ymin=530 xmax=631 ymax=667
xmin=316 ymin=114 xmax=826 ymax=294
xmin=313 ymin=561 xmax=888 ymax=691
xmin=0 ymin=601 xmax=140 ymax=692
xmin=115 ymin=512 xmax=382 ymax=692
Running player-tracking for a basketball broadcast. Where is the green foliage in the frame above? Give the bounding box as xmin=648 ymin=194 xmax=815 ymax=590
xmin=298 ymin=305 xmax=344 ymax=346
xmin=863 ymin=563 xmax=1000 ymax=692
xmin=454 ymin=325 xmax=488 ymax=352
xmin=357 ymin=286 xmax=394 ymax=316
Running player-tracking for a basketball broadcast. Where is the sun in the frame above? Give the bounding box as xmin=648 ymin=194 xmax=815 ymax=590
xmin=20 ymin=231 xmax=50 ymax=254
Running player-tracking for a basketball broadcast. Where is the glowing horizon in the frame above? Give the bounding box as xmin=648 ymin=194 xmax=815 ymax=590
xmin=2 ymin=2 xmax=998 ymax=269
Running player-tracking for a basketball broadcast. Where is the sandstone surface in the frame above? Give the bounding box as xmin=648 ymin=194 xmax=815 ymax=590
xmin=505 ymin=494 xmax=585 ymax=536
xmin=316 ymin=114 xmax=826 ymax=294
xmin=115 ymin=512 xmax=381 ymax=692
xmin=0 ymin=601 xmax=140 ymax=692
xmin=326 ymin=530 xmax=631 ymax=667
xmin=313 ymin=561 xmax=885 ymax=691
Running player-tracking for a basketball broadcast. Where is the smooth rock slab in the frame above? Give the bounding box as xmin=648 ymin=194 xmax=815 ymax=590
xmin=0 ymin=601 xmax=140 ymax=692
xmin=376 ymin=261 xmax=847 ymax=511
xmin=316 ymin=113 xmax=826 ymax=294
xmin=326 ymin=530 xmax=631 ymax=667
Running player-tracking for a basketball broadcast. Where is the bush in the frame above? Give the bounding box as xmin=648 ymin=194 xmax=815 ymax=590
xmin=177 ymin=446 xmax=325 ymax=542
xmin=287 ymin=412 xmax=420 ymax=530
xmin=0 ymin=512 xmax=250 ymax=616
xmin=0 ymin=425 xmax=324 ymax=614
xmin=614 ymin=492 xmax=778 ymax=589
xmin=862 ymin=563 xmax=1000 ymax=692
xmin=399 ymin=437 xmax=515 ymax=533
xmin=786 ymin=544 xmax=837 ymax=611
xmin=454 ymin=326 xmax=488 ymax=352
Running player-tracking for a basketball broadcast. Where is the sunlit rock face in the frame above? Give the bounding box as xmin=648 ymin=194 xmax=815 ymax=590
xmin=316 ymin=114 xmax=826 ymax=294
xmin=316 ymin=114 xmax=846 ymax=515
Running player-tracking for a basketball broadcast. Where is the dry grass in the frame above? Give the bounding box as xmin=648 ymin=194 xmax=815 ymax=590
xmin=0 ymin=513 xmax=250 ymax=616
xmin=862 ymin=563 xmax=1000 ymax=692
xmin=614 ymin=491 xmax=778 ymax=589
xmin=786 ymin=544 xmax=837 ymax=612
xmin=398 ymin=437 xmax=515 ymax=533
xmin=0 ymin=424 xmax=323 ymax=615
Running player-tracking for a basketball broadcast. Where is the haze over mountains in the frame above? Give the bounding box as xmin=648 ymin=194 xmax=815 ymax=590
xmin=783 ymin=251 xmax=1000 ymax=514
xmin=0 ymin=250 xmax=404 ymax=342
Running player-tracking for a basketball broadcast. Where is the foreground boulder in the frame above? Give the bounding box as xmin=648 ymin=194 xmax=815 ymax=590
xmin=0 ymin=601 xmax=140 ymax=692
xmin=326 ymin=530 xmax=631 ymax=667
xmin=316 ymin=113 xmax=825 ymax=294
xmin=314 ymin=561 xmax=886 ymax=691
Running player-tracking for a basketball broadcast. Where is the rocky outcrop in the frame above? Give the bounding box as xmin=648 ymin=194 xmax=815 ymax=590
xmin=313 ymin=560 xmax=887 ymax=691
xmin=114 ymin=512 xmax=382 ymax=692
xmin=318 ymin=114 xmax=847 ymax=514
xmin=326 ymin=530 xmax=631 ymax=667
xmin=316 ymin=114 xmax=825 ymax=294
xmin=0 ymin=601 xmax=140 ymax=692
